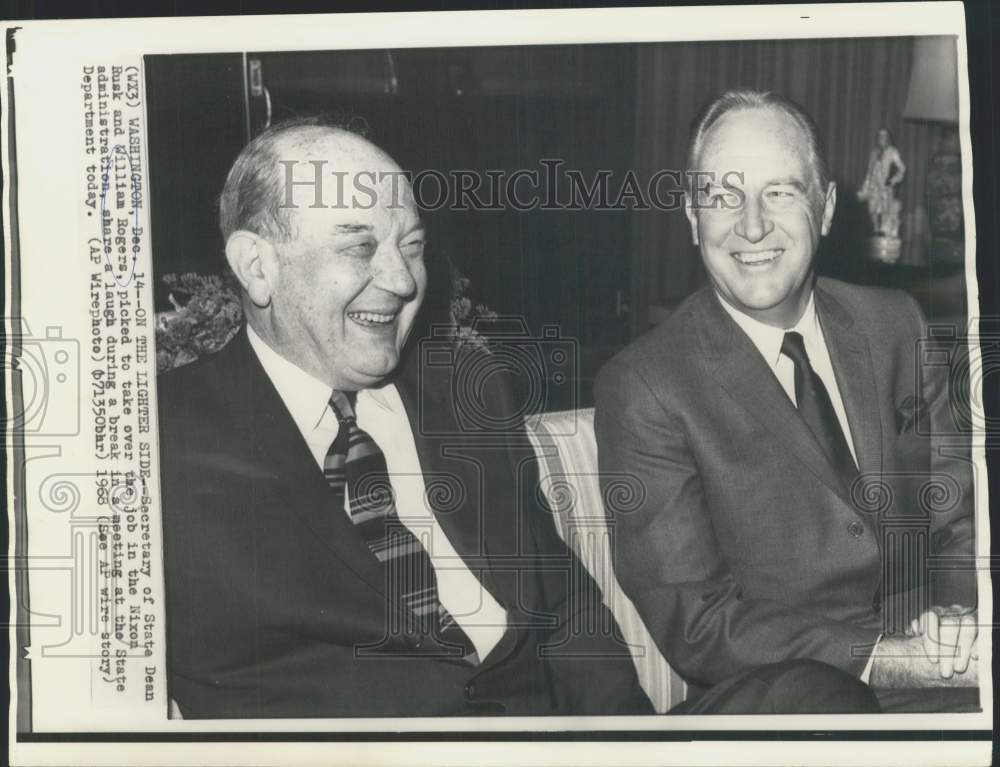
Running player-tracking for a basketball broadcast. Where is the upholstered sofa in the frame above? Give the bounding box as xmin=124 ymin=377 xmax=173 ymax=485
xmin=524 ymin=407 xmax=688 ymax=713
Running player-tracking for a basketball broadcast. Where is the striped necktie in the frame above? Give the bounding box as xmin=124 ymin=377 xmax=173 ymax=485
xmin=324 ymin=390 xmax=477 ymax=662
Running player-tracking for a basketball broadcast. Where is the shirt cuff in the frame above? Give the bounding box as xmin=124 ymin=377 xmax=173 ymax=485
xmin=860 ymin=633 xmax=882 ymax=684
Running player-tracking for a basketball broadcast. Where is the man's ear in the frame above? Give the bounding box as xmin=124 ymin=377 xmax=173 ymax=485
xmin=225 ymin=231 xmax=278 ymax=308
xmin=820 ymin=181 xmax=837 ymax=236
xmin=684 ymin=192 xmax=700 ymax=246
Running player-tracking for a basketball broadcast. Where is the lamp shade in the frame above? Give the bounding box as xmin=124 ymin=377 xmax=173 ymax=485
xmin=903 ymin=36 xmax=958 ymax=123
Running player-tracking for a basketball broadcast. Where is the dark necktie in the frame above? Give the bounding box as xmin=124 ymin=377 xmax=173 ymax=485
xmin=780 ymin=331 xmax=859 ymax=489
xmin=323 ymin=391 xmax=477 ymax=662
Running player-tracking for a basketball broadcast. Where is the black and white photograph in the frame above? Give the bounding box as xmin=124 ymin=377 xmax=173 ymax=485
xmin=3 ymin=4 xmax=995 ymax=766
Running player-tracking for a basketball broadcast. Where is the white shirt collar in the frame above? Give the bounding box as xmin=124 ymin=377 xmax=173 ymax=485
xmin=715 ymin=290 xmax=821 ymax=367
xmin=246 ymin=323 xmax=396 ymax=432
xmin=246 ymin=323 xmax=332 ymax=433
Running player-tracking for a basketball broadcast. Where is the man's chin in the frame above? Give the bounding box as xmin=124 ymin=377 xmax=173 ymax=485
xmin=729 ymin=280 xmax=799 ymax=310
xmin=342 ymin=354 xmax=402 ymax=388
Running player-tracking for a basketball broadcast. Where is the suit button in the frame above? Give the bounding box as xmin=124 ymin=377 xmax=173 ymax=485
xmin=405 ymin=634 xmax=423 ymax=649
xmin=847 ymin=521 xmax=865 ymax=538
xmin=464 ymin=682 xmax=476 ymax=699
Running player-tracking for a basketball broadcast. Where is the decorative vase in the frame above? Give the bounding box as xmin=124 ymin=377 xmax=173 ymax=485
xmin=867 ymin=235 xmax=902 ymax=264
xmin=926 ymin=127 xmax=964 ymax=265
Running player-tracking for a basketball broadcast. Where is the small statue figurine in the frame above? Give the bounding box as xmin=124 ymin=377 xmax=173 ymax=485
xmin=858 ymin=128 xmax=907 ymax=238
xmin=858 ymin=128 xmax=906 ymax=262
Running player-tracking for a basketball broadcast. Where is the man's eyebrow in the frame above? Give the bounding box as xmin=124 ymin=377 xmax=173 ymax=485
xmin=404 ymin=223 xmax=426 ymax=238
xmin=765 ymin=178 xmax=808 ymax=192
xmin=333 ymin=224 xmax=373 ymax=235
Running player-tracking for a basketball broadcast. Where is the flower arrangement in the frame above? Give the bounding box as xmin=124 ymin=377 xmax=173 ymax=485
xmin=446 ymin=264 xmax=497 ymax=351
xmin=155 ymin=274 xmax=242 ymax=372
xmin=155 ymin=265 xmax=496 ymax=372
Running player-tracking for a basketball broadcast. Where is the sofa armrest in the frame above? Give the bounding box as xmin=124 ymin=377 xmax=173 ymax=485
xmin=524 ymin=408 xmax=687 ymax=713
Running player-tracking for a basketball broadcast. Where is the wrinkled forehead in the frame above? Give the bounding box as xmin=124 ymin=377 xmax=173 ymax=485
xmin=279 ymin=130 xmax=419 ymax=222
xmin=698 ymin=107 xmax=817 ymax=185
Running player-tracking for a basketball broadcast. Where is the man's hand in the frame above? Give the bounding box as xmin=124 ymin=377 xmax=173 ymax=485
xmin=871 ymin=605 xmax=979 ymax=688
xmin=870 ymin=633 xmax=978 ymax=689
xmin=907 ymin=605 xmax=979 ymax=679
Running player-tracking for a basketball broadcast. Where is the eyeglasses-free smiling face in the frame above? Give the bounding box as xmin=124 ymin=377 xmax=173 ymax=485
xmin=685 ymin=107 xmax=836 ymax=328
xmin=260 ymin=132 xmax=427 ymax=391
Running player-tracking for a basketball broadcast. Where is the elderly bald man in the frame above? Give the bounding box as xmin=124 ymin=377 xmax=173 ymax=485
xmin=157 ymin=117 xmax=655 ymax=718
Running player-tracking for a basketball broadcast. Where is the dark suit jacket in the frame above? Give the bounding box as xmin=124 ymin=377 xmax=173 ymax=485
xmin=158 ymin=327 xmax=650 ymax=718
xmin=594 ymin=278 xmax=976 ymax=689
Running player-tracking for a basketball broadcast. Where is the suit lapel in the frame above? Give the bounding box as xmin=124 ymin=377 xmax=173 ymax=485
xmin=393 ymin=363 xmax=491 ymax=571
xmin=696 ymin=290 xmax=855 ymax=504
xmin=228 ymin=329 xmax=388 ymax=599
xmin=815 ymin=286 xmax=883 ymax=477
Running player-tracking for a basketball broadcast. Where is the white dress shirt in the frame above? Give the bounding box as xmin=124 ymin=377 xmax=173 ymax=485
xmin=716 ymin=292 xmax=858 ymax=466
xmin=715 ymin=293 xmax=879 ymax=683
xmin=247 ymin=325 xmax=508 ymax=661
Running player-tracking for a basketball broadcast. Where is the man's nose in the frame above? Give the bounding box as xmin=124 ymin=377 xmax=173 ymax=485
xmin=371 ymin=243 xmax=418 ymax=297
xmin=735 ymin=196 xmax=773 ymax=243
